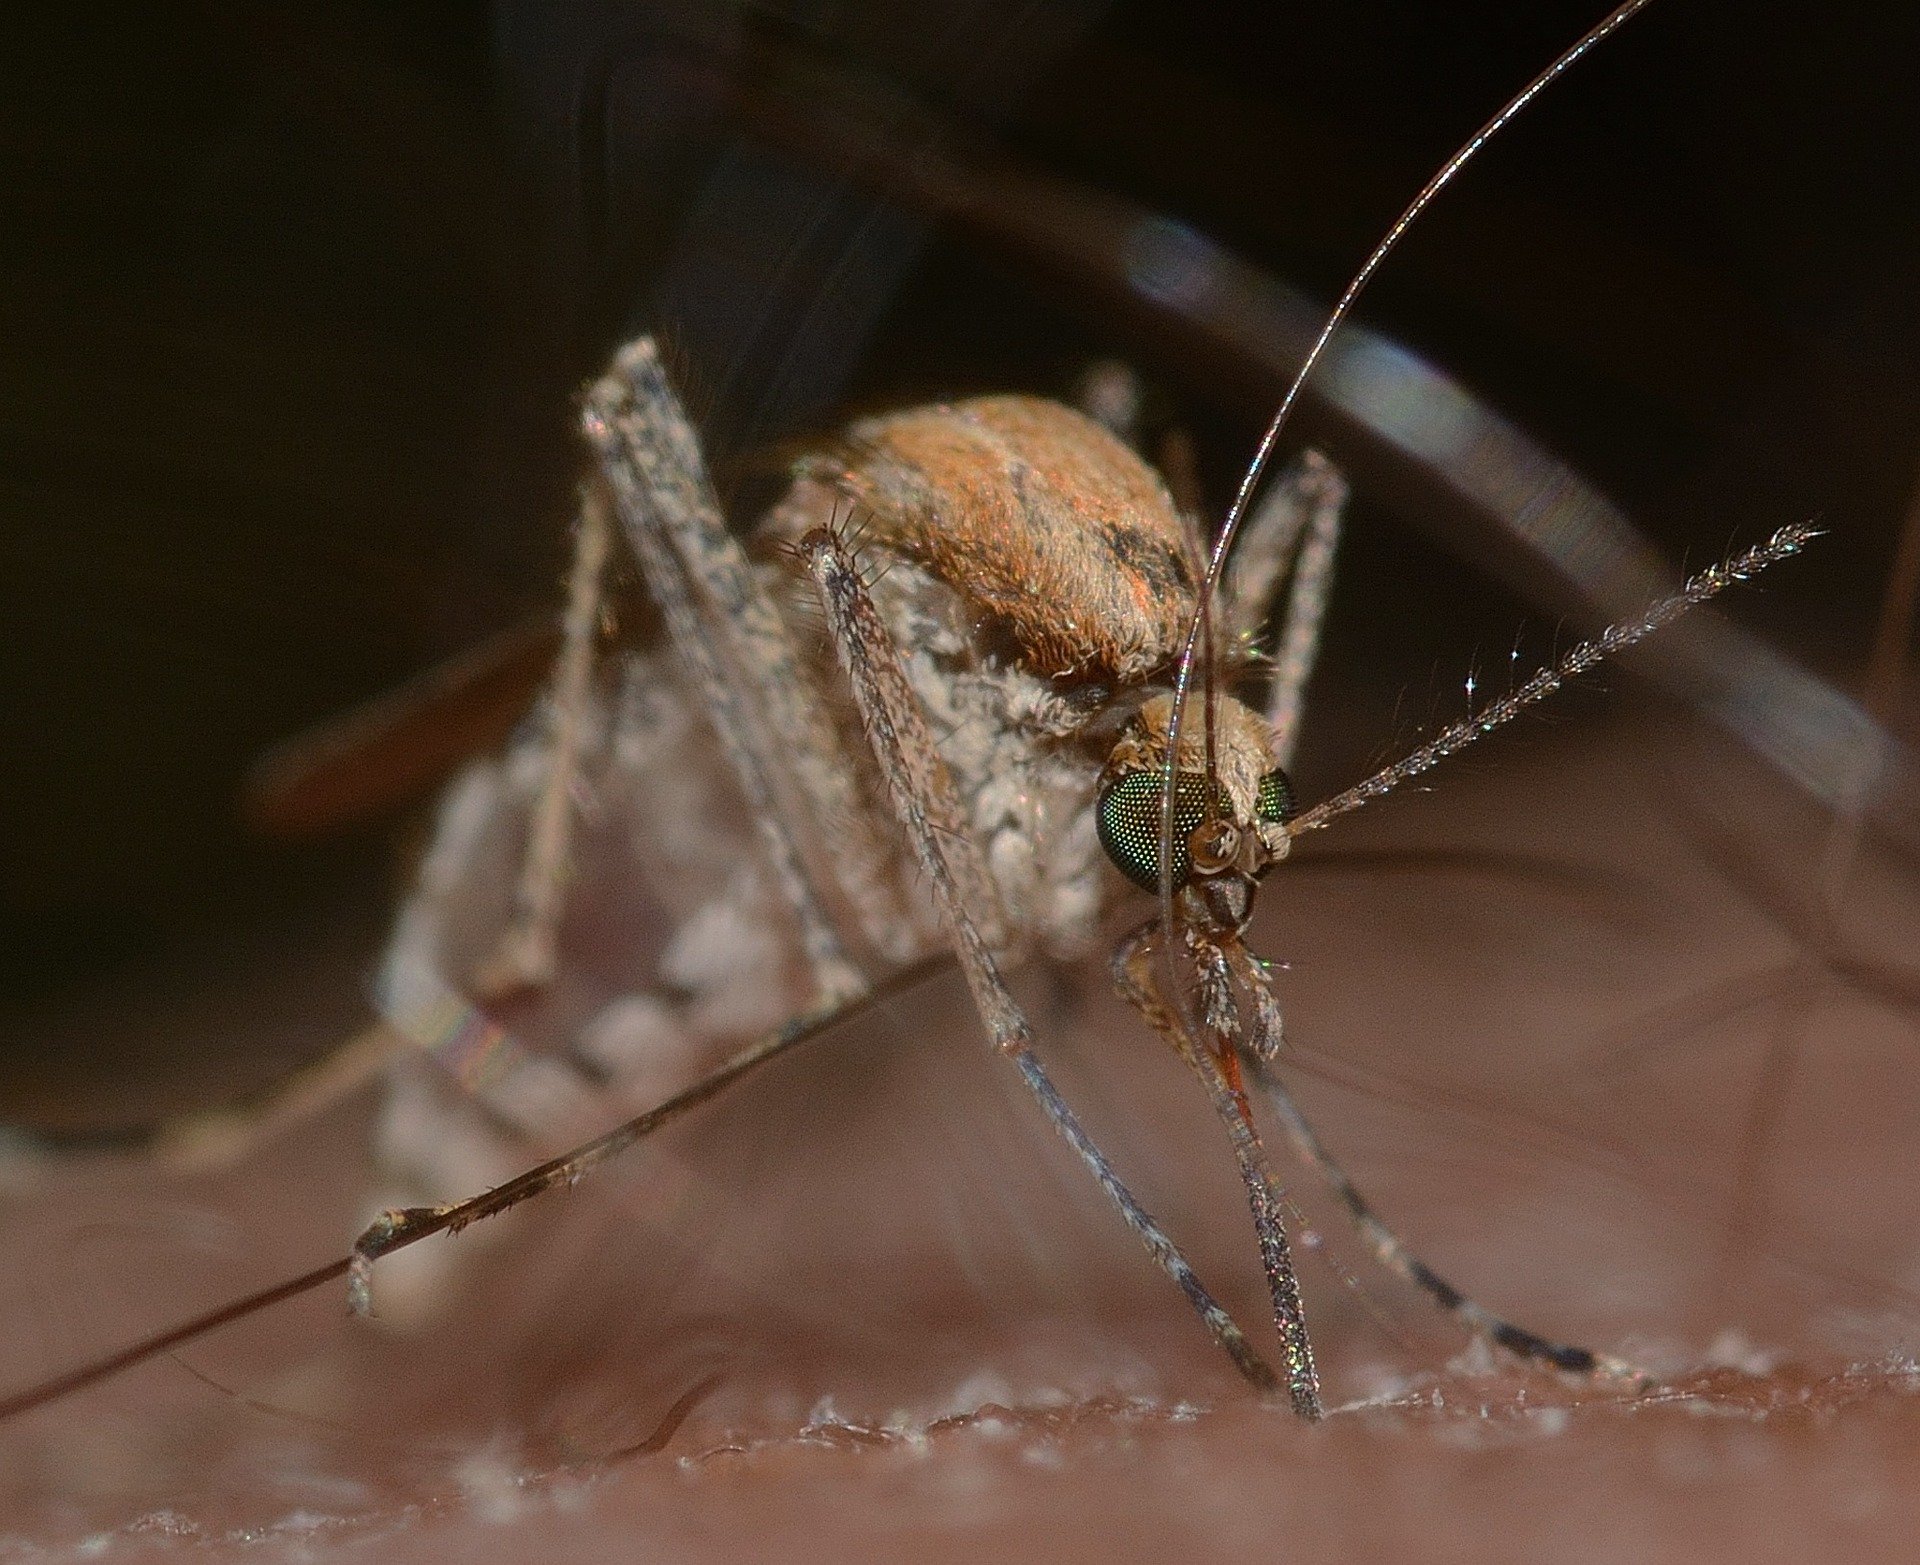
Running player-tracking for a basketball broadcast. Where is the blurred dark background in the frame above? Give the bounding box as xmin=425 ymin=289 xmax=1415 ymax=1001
xmin=3 ymin=0 xmax=1917 ymax=1123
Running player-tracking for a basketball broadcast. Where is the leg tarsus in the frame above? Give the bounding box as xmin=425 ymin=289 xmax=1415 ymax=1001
xmin=1008 ymin=1048 xmax=1280 ymax=1396
xmin=339 ymin=964 xmax=971 ymax=1319
xmin=152 ymin=1022 xmax=410 ymax=1174
xmin=1239 ymin=1043 xmax=1643 ymax=1385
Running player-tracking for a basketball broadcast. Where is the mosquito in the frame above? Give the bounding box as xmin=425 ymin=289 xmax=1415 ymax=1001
xmin=0 ymin=0 xmax=1815 ymax=1428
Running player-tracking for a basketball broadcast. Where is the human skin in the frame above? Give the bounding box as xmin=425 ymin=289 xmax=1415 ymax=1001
xmin=2 ymin=707 xmax=1915 ymax=1562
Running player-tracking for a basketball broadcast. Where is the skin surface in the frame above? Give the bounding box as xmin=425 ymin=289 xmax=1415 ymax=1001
xmin=2 ymin=705 xmax=1915 ymax=1561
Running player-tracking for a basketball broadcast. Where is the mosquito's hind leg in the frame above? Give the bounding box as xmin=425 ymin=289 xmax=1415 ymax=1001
xmin=470 ymin=485 xmax=617 ymax=1000
xmin=0 ymin=1021 xmax=411 ymax=1179
xmin=794 ymin=526 xmax=1285 ymax=1403
xmin=584 ymin=339 xmax=915 ymax=991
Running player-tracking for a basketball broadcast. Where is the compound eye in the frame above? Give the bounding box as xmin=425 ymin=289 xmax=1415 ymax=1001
xmin=1096 ymin=769 xmax=1215 ymax=892
xmin=1256 ymin=767 xmax=1295 ymax=825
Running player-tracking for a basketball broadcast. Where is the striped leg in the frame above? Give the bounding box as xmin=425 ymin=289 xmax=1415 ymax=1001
xmin=1237 ymin=1022 xmax=1639 ymax=1382
xmin=583 ymin=338 xmax=914 ymax=984
xmin=795 ymin=526 xmax=1284 ymax=1400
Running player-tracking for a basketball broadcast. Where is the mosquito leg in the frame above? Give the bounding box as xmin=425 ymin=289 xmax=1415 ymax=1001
xmin=374 ymin=946 xmax=608 ymax=1139
xmin=1 ymin=1022 xmax=413 ymax=1175
xmin=794 ymin=527 xmax=1281 ymax=1399
xmin=583 ymin=392 xmax=857 ymax=1002
xmin=0 ymin=967 xmax=953 ymax=1423
xmin=583 ymin=338 xmax=912 ymax=982
xmin=1113 ymin=922 xmax=1322 ymax=1419
xmin=94 ymin=496 xmax=610 ymax=1165
xmin=1231 ymin=1002 xmax=1640 ymax=1382
xmin=1219 ymin=452 xmax=1337 ymax=641
xmin=7 ymin=976 xmax=594 ymax=1179
xmin=1258 ymin=454 xmax=1346 ymax=773
xmin=472 ymin=484 xmax=616 ymax=999
xmin=345 ymin=959 xmax=965 ymax=1316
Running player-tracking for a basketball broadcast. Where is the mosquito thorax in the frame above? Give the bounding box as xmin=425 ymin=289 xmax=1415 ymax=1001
xmin=1095 ymin=692 xmax=1294 ymax=902
xmin=782 ymin=395 xmax=1199 ymax=681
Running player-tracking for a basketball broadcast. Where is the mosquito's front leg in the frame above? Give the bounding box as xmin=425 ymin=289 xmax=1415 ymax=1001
xmin=1113 ymin=921 xmax=1322 ymax=1419
xmin=1259 ymin=454 xmax=1346 ymax=772
xmin=794 ymin=526 xmax=1284 ymax=1400
xmin=1219 ymin=451 xmax=1347 ymax=773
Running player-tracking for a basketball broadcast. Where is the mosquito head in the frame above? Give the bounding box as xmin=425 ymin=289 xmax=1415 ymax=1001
xmin=1097 ymin=693 xmax=1294 ymax=929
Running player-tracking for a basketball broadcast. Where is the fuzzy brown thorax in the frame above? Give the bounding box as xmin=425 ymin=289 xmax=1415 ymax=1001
xmin=788 ymin=395 xmax=1198 ymax=681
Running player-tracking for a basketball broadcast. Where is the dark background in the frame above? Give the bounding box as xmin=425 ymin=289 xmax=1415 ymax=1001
xmin=3 ymin=0 xmax=1917 ymax=1116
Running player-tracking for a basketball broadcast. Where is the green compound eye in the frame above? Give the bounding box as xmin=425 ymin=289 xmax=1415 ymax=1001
xmin=1096 ymin=769 xmax=1207 ymax=892
xmin=1098 ymin=768 xmax=1290 ymax=894
xmin=1257 ymin=767 xmax=1295 ymax=826
xmin=1096 ymin=767 xmax=1296 ymax=893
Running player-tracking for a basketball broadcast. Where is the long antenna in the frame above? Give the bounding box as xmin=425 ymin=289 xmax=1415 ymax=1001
xmin=1285 ymin=523 xmax=1818 ymax=836
xmin=1156 ymin=0 xmax=1660 ymax=932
